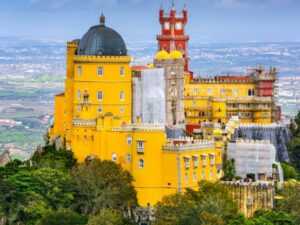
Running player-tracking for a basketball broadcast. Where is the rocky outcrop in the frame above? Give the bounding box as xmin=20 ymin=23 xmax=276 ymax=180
xmin=0 ymin=149 xmax=11 ymax=166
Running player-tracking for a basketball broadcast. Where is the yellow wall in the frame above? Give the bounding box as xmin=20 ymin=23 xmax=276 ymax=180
xmin=50 ymin=94 xmax=65 ymax=139
xmin=184 ymin=82 xmax=272 ymax=124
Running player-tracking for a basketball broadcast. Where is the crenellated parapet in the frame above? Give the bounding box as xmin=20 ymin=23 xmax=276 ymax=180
xmin=163 ymin=137 xmax=215 ymax=151
xmin=235 ymin=139 xmax=271 ymax=144
xmin=73 ymin=55 xmax=131 ymax=64
xmin=111 ymin=123 xmax=165 ymax=132
xmin=239 ymin=123 xmax=280 ymax=130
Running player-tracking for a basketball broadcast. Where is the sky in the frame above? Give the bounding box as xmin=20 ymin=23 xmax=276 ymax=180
xmin=0 ymin=0 xmax=299 ymax=43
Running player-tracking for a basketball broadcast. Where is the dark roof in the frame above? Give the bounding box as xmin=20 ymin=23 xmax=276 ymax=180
xmin=77 ymin=16 xmax=127 ymax=57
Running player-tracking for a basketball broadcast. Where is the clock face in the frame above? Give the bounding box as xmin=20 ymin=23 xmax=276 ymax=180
xmin=175 ymin=22 xmax=182 ymax=30
xmin=164 ymin=22 xmax=170 ymax=30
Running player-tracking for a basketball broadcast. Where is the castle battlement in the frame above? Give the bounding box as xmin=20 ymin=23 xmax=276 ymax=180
xmin=239 ymin=123 xmax=280 ymax=130
xmin=235 ymin=139 xmax=271 ymax=144
xmin=73 ymin=55 xmax=131 ymax=64
xmin=163 ymin=137 xmax=215 ymax=151
xmin=222 ymin=181 xmax=274 ymax=188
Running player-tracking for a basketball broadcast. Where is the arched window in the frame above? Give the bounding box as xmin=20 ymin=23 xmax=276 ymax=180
xmin=138 ymin=159 xmax=144 ymax=168
xmin=97 ymin=91 xmax=103 ymax=100
xmin=185 ymin=173 xmax=188 ymax=183
xmin=120 ymin=67 xmax=124 ymax=76
xmin=126 ymin=153 xmax=131 ymax=162
xmin=120 ymin=91 xmax=124 ymax=101
xmin=193 ymin=172 xmax=197 ymax=182
xmin=112 ymin=153 xmax=117 ymax=162
xmin=97 ymin=67 xmax=103 ymax=76
xmin=77 ymin=90 xmax=81 ymax=100
xmin=77 ymin=66 xmax=82 ymax=76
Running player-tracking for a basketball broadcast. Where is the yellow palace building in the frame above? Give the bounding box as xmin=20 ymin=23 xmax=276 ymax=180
xmin=49 ymin=7 xmax=280 ymax=207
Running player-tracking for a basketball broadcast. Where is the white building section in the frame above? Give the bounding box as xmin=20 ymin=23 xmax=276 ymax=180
xmin=132 ymin=68 xmax=165 ymax=124
xmin=227 ymin=140 xmax=283 ymax=182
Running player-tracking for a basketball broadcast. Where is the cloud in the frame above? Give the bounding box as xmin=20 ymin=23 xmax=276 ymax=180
xmin=198 ymin=0 xmax=294 ymax=10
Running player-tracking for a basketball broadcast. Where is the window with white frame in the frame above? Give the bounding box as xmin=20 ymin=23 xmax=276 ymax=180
xmin=220 ymin=89 xmax=225 ymax=95
xmin=137 ymin=141 xmax=144 ymax=153
xmin=97 ymin=106 xmax=103 ymax=113
xmin=178 ymin=45 xmax=182 ymax=52
xmin=193 ymin=101 xmax=196 ymax=107
xmin=185 ymin=173 xmax=188 ymax=183
xmin=184 ymin=157 xmax=191 ymax=169
xmin=210 ymin=154 xmax=215 ymax=165
xmin=97 ymin=67 xmax=103 ymax=76
xmin=77 ymin=106 xmax=81 ymax=112
xmin=202 ymin=171 xmax=205 ymax=180
xmin=77 ymin=66 xmax=82 ymax=76
xmin=193 ymin=88 xmax=198 ymax=95
xmin=210 ymin=169 xmax=213 ymax=180
xmin=120 ymin=91 xmax=124 ymax=101
xmin=201 ymin=155 xmax=207 ymax=167
xmin=193 ymin=172 xmax=197 ymax=182
xmin=170 ymin=41 xmax=175 ymax=51
xmin=120 ymin=106 xmax=124 ymax=113
xmin=126 ymin=153 xmax=131 ymax=163
xmin=207 ymin=88 xmax=212 ymax=95
xmin=112 ymin=153 xmax=117 ymax=162
xmin=127 ymin=135 xmax=132 ymax=145
xmin=138 ymin=159 xmax=144 ymax=168
xmin=77 ymin=90 xmax=81 ymax=100
xmin=120 ymin=66 xmax=124 ymax=76
xmin=97 ymin=91 xmax=103 ymax=101
xmin=193 ymin=156 xmax=199 ymax=168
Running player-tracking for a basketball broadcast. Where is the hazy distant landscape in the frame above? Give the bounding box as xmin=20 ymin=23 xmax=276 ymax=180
xmin=0 ymin=37 xmax=299 ymax=157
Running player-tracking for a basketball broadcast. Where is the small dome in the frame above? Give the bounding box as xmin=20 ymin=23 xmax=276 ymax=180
xmin=148 ymin=63 xmax=154 ymax=69
xmin=77 ymin=15 xmax=127 ymax=56
xmin=213 ymin=128 xmax=223 ymax=136
xmin=170 ymin=50 xmax=183 ymax=59
xmin=155 ymin=50 xmax=170 ymax=60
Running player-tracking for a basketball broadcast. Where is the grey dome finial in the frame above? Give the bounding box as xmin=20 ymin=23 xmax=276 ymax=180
xmin=100 ymin=13 xmax=105 ymax=26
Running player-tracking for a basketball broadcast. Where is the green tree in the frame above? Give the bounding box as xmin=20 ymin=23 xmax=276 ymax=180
xmin=87 ymin=209 xmax=128 ymax=225
xmin=281 ymin=162 xmax=298 ymax=180
xmin=277 ymin=181 xmax=300 ymax=224
xmin=37 ymin=208 xmax=88 ymax=225
xmin=222 ymin=159 xmax=237 ymax=181
xmin=0 ymin=168 xmax=73 ymax=224
xmin=153 ymin=182 xmax=238 ymax=225
xmin=71 ymin=159 xmax=137 ymax=216
xmin=31 ymin=145 xmax=77 ymax=170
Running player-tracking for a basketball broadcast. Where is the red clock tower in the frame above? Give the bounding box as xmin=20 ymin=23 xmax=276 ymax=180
xmin=156 ymin=3 xmax=190 ymax=72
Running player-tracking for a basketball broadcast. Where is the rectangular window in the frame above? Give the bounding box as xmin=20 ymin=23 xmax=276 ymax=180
xmin=170 ymin=41 xmax=175 ymax=51
xmin=220 ymin=89 xmax=225 ymax=95
xmin=126 ymin=153 xmax=131 ymax=162
xmin=77 ymin=66 xmax=82 ymax=76
xmin=202 ymin=171 xmax=205 ymax=180
xmin=137 ymin=141 xmax=144 ymax=153
xmin=178 ymin=45 xmax=182 ymax=52
xmin=185 ymin=173 xmax=188 ymax=184
xmin=97 ymin=91 xmax=103 ymax=101
xmin=202 ymin=155 xmax=207 ymax=167
xmin=193 ymin=101 xmax=196 ymax=107
xmin=210 ymin=154 xmax=215 ymax=165
xmin=193 ymin=88 xmax=198 ymax=95
xmin=120 ymin=106 xmax=124 ymax=113
xmin=97 ymin=106 xmax=102 ymax=113
xmin=127 ymin=135 xmax=132 ymax=145
xmin=120 ymin=67 xmax=124 ymax=76
xmin=77 ymin=106 xmax=81 ymax=112
xmin=184 ymin=157 xmax=190 ymax=169
xmin=77 ymin=90 xmax=81 ymax=100
xmin=207 ymin=88 xmax=212 ymax=95
xmin=210 ymin=170 xmax=213 ymax=180
xmin=120 ymin=91 xmax=124 ymax=101
xmin=98 ymin=67 xmax=103 ymax=76
xmin=193 ymin=156 xmax=199 ymax=168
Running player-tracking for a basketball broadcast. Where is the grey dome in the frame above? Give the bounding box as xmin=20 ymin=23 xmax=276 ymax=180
xmin=77 ymin=15 xmax=127 ymax=56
